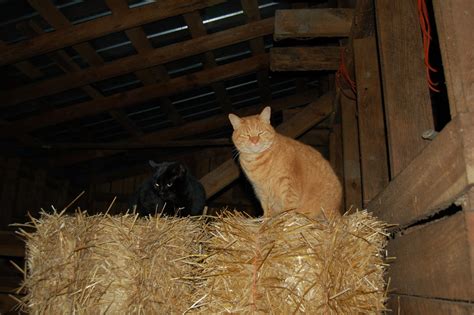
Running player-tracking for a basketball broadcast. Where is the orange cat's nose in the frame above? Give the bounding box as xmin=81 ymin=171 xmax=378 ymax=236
xmin=249 ymin=136 xmax=259 ymax=144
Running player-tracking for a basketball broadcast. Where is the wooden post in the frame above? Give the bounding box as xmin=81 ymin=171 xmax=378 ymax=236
xmin=353 ymin=36 xmax=389 ymax=206
xmin=329 ymin=124 xmax=344 ymax=210
xmin=340 ymin=93 xmax=362 ymax=210
xmin=375 ymin=0 xmax=435 ymax=176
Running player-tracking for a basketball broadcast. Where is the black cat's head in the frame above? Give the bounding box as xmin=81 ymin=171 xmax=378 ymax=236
xmin=149 ymin=160 xmax=186 ymax=200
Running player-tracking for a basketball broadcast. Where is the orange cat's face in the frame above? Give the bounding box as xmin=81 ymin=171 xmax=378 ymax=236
xmin=228 ymin=107 xmax=276 ymax=154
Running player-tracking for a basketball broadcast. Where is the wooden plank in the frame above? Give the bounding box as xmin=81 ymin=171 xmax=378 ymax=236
xmin=274 ymin=9 xmax=353 ymax=40
xmin=1 ymin=54 xmax=269 ymax=136
xmin=387 ymin=211 xmax=473 ymax=300
xmin=0 ymin=231 xmax=24 ymax=257
xmin=388 ymin=294 xmax=474 ymax=315
xmin=183 ymin=11 xmax=233 ymax=113
xmin=270 ymin=47 xmax=340 ymax=71
xmin=200 ymin=91 xmax=334 ymax=198
xmin=0 ymin=0 xmax=225 ymax=66
xmin=433 ymin=0 xmax=474 ymax=115
xmin=375 ymin=0 xmax=435 ymax=176
xmin=353 ymin=36 xmax=389 ymax=206
xmin=1 ymin=18 xmax=273 ymax=108
xmin=367 ymin=112 xmax=473 ymax=228
xmin=340 ymin=93 xmax=362 ymax=209
xmin=53 ymin=91 xmax=318 ymax=167
xmin=241 ymin=0 xmax=272 ymax=103
xmin=0 ymin=159 xmax=20 ymax=229
xmin=0 ymin=293 xmax=22 ymax=314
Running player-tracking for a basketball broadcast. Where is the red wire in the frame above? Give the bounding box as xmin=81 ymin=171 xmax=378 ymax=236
xmin=335 ymin=47 xmax=357 ymax=100
xmin=417 ymin=0 xmax=439 ymax=92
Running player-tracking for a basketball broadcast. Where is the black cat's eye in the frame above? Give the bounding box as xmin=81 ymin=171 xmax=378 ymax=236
xmin=166 ymin=183 xmax=173 ymax=187
xmin=154 ymin=183 xmax=160 ymax=188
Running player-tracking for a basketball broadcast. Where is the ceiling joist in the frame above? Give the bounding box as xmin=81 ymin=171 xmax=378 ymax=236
xmin=270 ymin=47 xmax=341 ymax=71
xmin=0 ymin=0 xmax=225 ymax=66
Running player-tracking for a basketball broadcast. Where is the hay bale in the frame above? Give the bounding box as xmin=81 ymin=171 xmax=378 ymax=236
xmin=18 ymin=210 xmax=204 ymax=314
xmin=197 ymin=211 xmax=388 ymax=314
xmin=17 ymin=209 xmax=388 ymax=314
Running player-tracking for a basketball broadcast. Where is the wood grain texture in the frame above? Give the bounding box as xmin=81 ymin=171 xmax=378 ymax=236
xmin=53 ymin=91 xmax=317 ymax=167
xmin=388 ymin=294 xmax=474 ymax=315
xmin=200 ymin=92 xmax=334 ymax=198
xmin=341 ymin=93 xmax=362 ymax=210
xmin=270 ymin=47 xmax=340 ymax=71
xmin=367 ymin=113 xmax=474 ymax=227
xmin=433 ymin=0 xmax=474 ymax=115
xmin=387 ymin=211 xmax=474 ymax=300
xmin=1 ymin=18 xmax=273 ymax=108
xmin=0 ymin=231 xmax=24 ymax=257
xmin=0 ymin=0 xmax=225 ymax=66
xmin=375 ymin=0 xmax=434 ymax=176
xmin=274 ymin=9 xmax=353 ymax=40
xmin=353 ymin=36 xmax=389 ymax=206
xmin=1 ymin=54 xmax=269 ymax=136
xmin=329 ymin=124 xmax=344 ymax=208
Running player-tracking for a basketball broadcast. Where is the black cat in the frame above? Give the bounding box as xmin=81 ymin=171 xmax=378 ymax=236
xmin=129 ymin=160 xmax=206 ymax=217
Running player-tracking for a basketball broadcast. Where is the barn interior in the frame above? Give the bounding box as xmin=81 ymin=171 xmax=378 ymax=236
xmin=0 ymin=0 xmax=473 ymax=313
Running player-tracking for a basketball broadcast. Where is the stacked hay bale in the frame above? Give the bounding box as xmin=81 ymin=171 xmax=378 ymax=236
xmin=198 ymin=211 xmax=389 ymax=314
xmin=17 ymin=209 xmax=388 ymax=314
xmin=18 ymin=211 xmax=204 ymax=314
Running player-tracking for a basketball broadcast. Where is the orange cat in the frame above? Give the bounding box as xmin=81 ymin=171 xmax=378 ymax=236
xmin=229 ymin=107 xmax=342 ymax=219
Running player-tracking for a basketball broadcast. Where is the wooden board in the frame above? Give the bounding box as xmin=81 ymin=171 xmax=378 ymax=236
xmin=1 ymin=18 xmax=273 ymax=108
xmin=433 ymin=0 xmax=474 ymax=115
xmin=329 ymin=124 xmax=344 ymax=199
xmin=0 ymin=231 xmax=24 ymax=257
xmin=1 ymin=54 xmax=269 ymax=136
xmin=340 ymin=93 xmax=362 ymax=210
xmin=200 ymin=92 xmax=334 ymax=198
xmin=387 ymin=211 xmax=474 ymax=301
xmin=274 ymin=9 xmax=353 ymax=40
xmin=0 ymin=0 xmax=224 ymax=66
xmin=388 ymin=294 xmax=474 ymax=315
xmin=375 ymin=0 xmax=434 ymax=176
xmin=270 ymin=47 xmax=340 ymax=71
xmin=353 ymin=36 xmax=389 ymax=205
xmin=367 ymin=113 xmax=473 ymax=227
xmin=53 ymin=91 xmax=317 ymax=167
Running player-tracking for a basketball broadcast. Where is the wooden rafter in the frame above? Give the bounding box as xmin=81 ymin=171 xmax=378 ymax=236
xmin=26 ymin=0 xmax=144 ymax=138
xmin=52 ymin=91 xmax=318 ymax=167
xmin=200 ymin=91 xmax=335 ymax=198
xmin=241 ymin=0 xmax=272 ymax=103
xmin=0 ymin=54 xmax=269 ymax=138
xmin=0 ymin=0 xmax=225 ymax=66
xmin=1 ymin=18 xmax=274 ymax=108
xmin=105 ymin=0 xmax=183 ymax=125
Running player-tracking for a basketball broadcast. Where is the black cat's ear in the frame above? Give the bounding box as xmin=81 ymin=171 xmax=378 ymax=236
xmin=149 ymin=160 xmax=159 ymax=169
xmin=176 ymin=163 xmax=187 ymax=176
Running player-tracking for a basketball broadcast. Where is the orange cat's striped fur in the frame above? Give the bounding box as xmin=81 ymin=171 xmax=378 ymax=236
xmin=229 ymin=107 xmax=342 ymax=219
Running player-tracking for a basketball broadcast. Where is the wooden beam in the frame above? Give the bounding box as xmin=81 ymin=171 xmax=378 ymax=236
xmin=353 ymin=36 xmax=389 ymax=206
xmin=53 ymin=91 xmax=317 ymax=167
xmin=0 ymin=0 xmax=225 ymax=66
xmin=183 ymin=11 xmax=233 ymax=113
xmin=105 ymin=0 xmax=183 ymax=125
xmin=270 ymin=47 xmax=340 ymax=71
xmin=367 ymin=112 xmax=474 ymax=228
xmin=388 ymin=294 xmax=474 ymax=314
xmin=341 ymin=92 xmax=362 ymax=209
xmin=40 ymin=138 xmax=232 ymax=150
xmin=1 ymin=18 xmax=274 ymax=108
xmin=200 ymin=91 xmax=334 ymax=198
xmin=22 ymin=8 xmax=144 ymax=138
xmin=241 ymin=0 xmax=272 ymax=103
xmin=274 ymin=9 xmax=354 ymax=40
xmin=387 ymin=211 xmax=474 ymax=301
xmin=1 ymin=54 xmax=269 ymax=137
xmin=376 ymin=0 xmax=434 ymax=176
xmin=329 ymin=124 xmax=344 ymax=209
xmin=433 ymin=0 xmax=474 ymax=115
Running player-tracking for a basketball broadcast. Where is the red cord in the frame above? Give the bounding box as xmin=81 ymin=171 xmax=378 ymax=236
xmin=335 ymin=47 xmax=357 ymax=100
xmin=417 ymin=0 xmax=440 ymax=92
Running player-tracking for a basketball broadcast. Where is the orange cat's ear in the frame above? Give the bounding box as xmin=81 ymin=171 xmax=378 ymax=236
xmin=259 ymin=106 xmax=271 ymax=124
xmin=228 ymin=113 xmax=242 ymax=129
